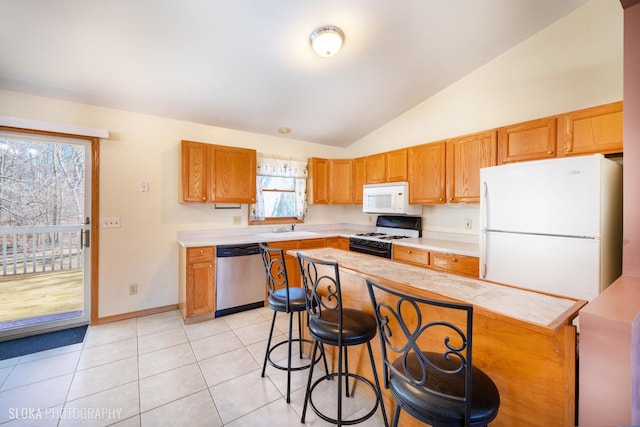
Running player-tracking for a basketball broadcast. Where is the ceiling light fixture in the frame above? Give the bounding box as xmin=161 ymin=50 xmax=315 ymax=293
xmin=277 ymin=127 xmax=292 ymax=135
xmin=309 ymin=26 xmax=345 ymax=58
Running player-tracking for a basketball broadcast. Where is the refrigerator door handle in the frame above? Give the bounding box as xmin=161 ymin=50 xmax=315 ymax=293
xmin=480 ymin=181 xmax=488 ymax=279
xmin=482 ymin=182 xmax=489 ymax=229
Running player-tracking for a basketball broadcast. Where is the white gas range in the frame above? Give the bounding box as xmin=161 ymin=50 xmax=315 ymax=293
xmin=348 ymin=215 xmax=422 ymax=258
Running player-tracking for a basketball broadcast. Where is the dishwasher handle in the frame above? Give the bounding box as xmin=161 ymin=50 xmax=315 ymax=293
xmin=216 ymin=243 xmax=263 ymax=257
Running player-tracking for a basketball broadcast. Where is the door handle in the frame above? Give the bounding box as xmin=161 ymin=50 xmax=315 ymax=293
xmin=82 ymin=229 xmax=91 ymax=249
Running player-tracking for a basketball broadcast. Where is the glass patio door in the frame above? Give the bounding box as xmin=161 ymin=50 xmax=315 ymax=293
xmin=0 ymin=130 xmax=92 ymax=340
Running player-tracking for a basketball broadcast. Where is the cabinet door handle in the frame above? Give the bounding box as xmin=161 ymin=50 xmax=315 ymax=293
xmin=407 ymin=250 xmax=412 ymax=254
xmin=200 ymin=249 xmax=204 ymax=254
xmin=202 ymin=197 xmax=206 ymax=201
xmin=452 ymin=257 xmax=458 ymax=262
xmin=547 ymin=150 xmax=554 ymax=155
xmin=565 ymin=147 xmax=572 ymax=153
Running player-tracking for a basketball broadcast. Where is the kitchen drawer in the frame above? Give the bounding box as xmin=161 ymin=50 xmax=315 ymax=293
xmin=393 ymin=246 xmax=429 ymax=267
xmin=268 ymin=240 xmax=299 ymax=251
xmin=430 ymin=252 xmax=479 ymax=277
xmin=187 ymin=246 xmax=214 ymax=263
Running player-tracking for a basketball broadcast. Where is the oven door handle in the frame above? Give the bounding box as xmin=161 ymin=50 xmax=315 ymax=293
xmin=349 ymin=244 xmax=392 ymax=258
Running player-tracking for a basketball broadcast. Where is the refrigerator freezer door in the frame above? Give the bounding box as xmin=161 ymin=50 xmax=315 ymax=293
xmin=481 ymin=155 xmax=601 ymax=238
xmin=482 ymin=231 xmax=600 ymax=301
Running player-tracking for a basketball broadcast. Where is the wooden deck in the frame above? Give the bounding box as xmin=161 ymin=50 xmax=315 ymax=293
xmin=0 ymin=269 xmax=83 ymax=330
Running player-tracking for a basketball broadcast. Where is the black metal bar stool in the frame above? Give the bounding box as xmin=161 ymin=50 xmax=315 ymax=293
xmin=297 ymin=253 xmax=388 ymax=426
xmin=258 ymin=243 xmax=326 ymax=403
xmin=366 ymin=278 xmax=500 ymax=427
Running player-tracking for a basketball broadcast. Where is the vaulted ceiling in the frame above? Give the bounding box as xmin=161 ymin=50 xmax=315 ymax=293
xmin=0 ymin=0 xmax=590 ymax=147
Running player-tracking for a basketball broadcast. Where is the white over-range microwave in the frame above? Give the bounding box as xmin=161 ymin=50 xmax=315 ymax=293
xmin=362 ymin=182 xmax=422 ymax=215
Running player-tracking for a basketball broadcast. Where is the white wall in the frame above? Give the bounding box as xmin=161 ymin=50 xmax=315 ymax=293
xmin=347 ymin=0 xmax=622 ymax=237
xmin=0 ymin=0 xmax=623 ymax=318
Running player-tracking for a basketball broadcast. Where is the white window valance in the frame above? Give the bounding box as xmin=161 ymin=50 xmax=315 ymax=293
xmin=256 ymin=153 xmax=308 ymax=178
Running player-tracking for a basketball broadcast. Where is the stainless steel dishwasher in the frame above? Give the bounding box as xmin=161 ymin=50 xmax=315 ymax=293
xmin=215 ymin=243 xmax=265 ymax=317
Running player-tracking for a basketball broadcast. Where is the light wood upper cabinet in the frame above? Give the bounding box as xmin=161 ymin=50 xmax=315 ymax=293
xmin=365 ymin=152 xmax=386 ymax=183
xmin=308 ymin=158 xmax=353 ymax=204
xmin=498 ymin=117 xmax=557 ymax=164
xmin=366 ymin=149 xmax=408 ymax=184
xmin=558 ymin=101 xmax=623 ymax=157
xmin=329 ymin=159 xmax=354 ymax=204
xmin=446 ymin=131 xmax=497 ymax=203
xmin=307 ymin=157 xmax=330 ymax=204
xmin=212 ymin=145 xmax=256 ymax=203
xmin=408 ymin=141 xmax=446 ymax=204
xmin=181 ymin=140 xmax=212 ymax=202
xmin=353 ymin=157 xmax=366 ymax=204
xmin=385 ymin=148 xmax=408 ymax=182
xmin=180 ymin=140 xmax=256 ymax=203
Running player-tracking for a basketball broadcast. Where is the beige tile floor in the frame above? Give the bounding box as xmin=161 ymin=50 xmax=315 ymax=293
xmin=0 ymin=307 xmax=387 ymax=426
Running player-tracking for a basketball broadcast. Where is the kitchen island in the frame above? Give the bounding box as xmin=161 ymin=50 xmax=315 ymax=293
xmin=292 ymin=248 xmax=585 ymax=427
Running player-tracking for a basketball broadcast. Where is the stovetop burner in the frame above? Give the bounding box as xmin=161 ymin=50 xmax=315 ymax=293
xmin=348 ymin=215 xmax=423 ymax=258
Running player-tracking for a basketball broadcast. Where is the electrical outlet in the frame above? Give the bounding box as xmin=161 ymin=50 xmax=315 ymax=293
xmin=129 ymin=283 xmax=138 ymax=295
xmin=233 ymin=216 xmax=241 ymax=224
xmin=464 ymin=219 xmax=472 ymax=230
xmin=102 ymin=217 xmax=121 ymax=228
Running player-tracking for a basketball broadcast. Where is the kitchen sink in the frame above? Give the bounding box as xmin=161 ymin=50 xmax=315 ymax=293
xmin=256 ymin=231 xmax=319 ymax=239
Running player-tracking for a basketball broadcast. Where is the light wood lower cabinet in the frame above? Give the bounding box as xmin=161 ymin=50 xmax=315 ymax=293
xmin=326 ymin=236 xmax=350 ymax=250
xmin=267 ymin=238 xmax=326 ymax=286
xmin=429 ymin=252 xmax=479 ymax=277
xmin=392 ymin=246 xmax=430 ymax=267
xmin=179 ymin=246 xmax=215 ymax=320
xmin=393 ymin=246 xmax=479 ymax=278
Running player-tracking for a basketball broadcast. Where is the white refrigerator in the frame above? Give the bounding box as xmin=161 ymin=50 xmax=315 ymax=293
xmin=480 ymin=154 xmax=622 ymax=302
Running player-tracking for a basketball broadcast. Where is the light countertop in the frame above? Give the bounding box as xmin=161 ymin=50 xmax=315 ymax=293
xmin=293 ymin=247 xmax=584 ymax=331
xmin=394 ymin=237 xmax=479 ymax=257
xmin=177 ymin=226 xmax=480 ymax=257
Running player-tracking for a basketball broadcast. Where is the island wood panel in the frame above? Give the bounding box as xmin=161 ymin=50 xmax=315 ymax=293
xmin=341 ymin=270 xmax=575 ymax=427
xmin=292 ymin=250 xmax=580 ymax=427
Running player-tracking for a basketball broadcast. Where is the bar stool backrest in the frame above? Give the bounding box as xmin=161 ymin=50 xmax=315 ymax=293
xmin=258 ymin=243 xmax=291 ymax=311
xmin=297 ymin=253 xmax=344 ymax=340
xmin=366 ymin=279 xmax=474 ymax=426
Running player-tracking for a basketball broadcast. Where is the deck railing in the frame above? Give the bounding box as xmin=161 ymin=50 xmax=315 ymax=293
xmin=0 ymin=225 xmax=84 ymax=276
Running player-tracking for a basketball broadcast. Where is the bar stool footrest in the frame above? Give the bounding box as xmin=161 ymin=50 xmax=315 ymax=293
xmin=308 ymin=372 xmax=380 ymax=425
xmin=267 ymin=338 xmax=319 ymax=372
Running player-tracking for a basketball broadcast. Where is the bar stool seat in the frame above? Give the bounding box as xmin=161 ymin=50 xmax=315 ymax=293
xmin=268 ymin=287 xmax=306 ymax=312
xmin=308 ymin=308 xmax=377 ymax=345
